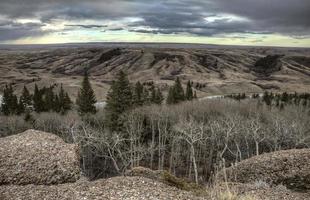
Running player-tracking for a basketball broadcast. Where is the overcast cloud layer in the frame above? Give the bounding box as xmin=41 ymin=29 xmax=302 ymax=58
xmin=0 ymin=0 xmax=309 ymax=43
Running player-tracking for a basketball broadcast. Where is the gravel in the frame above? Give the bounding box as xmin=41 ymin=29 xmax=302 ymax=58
xmin=229 ymin=182 xmax=310 ymax=200
xmin=0 ymin=129 xmax=80 ymax=185
xmin=0 ymin=176 xmax=204 ymax=200
xmin=223 ymin=149 xmax=310 ymax=190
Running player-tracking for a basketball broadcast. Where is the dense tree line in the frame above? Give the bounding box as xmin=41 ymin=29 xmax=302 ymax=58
xmin=225 ymin=93 xmax=247 ymax=101
xmin=1 ymin=84 xmax=72 ymax=116
xmin=167 ymin=78 xmax=197 ymax=104
xmin=105 ymin=71 xmax=164 ymax=131
xmin=225 ymin=92 xmax=310 ymax=108
xmin=254 ymin=55 xmax=282 ymax=74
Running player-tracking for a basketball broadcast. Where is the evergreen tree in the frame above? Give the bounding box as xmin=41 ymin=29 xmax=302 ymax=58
xmin=1 ymin=84 xmax=18 ymax=115
xmin=185 ymin=80 xmax=194 ymax=101
xmin=133 ymin=81 xmax=144 ymax=106
xmin=263 ymin=91 xmax=272 ymax=106
xmin=1 ymin=85 xmax=11 ymax=115
xmin=154 ymin=88 xmax=164 ymax=105
xmin=281 ymin=92 xmax=289 ymax=103
xmin=166 ymin=86 xmax=175 ymax=105
xmin=20 ymin=85 xmax=32 ymax=107
xmin=44 ymin=86 xmax=55 ymax=111
xmin=76 ymin=71 xmax=97 ymax=115
xmin=105 ymin=71 xmax=133 ymax=131
xmin=57 ymin=84 xmax=71 ymax=114
xmin=174 ymin=77 xmax=185 ymax=103
xmin=64 ymin=93 xmax=72 ymax=110
xmin=17 ymin=96 xmax=25 ymax=115
xmin=33 ymin=84 xmax=44 ymax=113
xmin=142 ymin=87 xmax=150 ymax=104
xmin=166 ymin=77 xmax=185 ymax=104
xmin=11 ymin=94 xmax=18 ymax=114
xmin=53 ymin=94 xmax=61 ymax=113
xmin=60 ymin=93 xmax=72 ymax=114
xmin=149 ymin=85 xmax=157 ymax=104
xmin=24 ymin=109 xmax=33 ymax=122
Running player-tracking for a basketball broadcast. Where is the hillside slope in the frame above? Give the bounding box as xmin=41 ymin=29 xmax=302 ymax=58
xmin=0 ymin=45 xmax=309 ymax=100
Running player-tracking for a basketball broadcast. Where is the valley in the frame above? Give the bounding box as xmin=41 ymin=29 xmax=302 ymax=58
xmin=1 ymin=43 xmax=309 ymax=100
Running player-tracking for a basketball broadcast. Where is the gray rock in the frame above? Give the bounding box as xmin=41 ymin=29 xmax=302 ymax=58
xmin=0 ymin=176 xmax=203 ymax=200
xmin=0 ymin=129 xmax=80 ymax=185
xmin=223 ymin=149 xmax=310 ymax=190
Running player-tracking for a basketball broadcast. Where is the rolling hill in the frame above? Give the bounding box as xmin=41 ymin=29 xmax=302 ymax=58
xmin=0 ymin=43 xmax=309 ymax=100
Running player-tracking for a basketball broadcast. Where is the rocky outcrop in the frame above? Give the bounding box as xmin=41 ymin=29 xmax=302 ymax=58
xmin=0 ymin=131 xmax=203 ymax=200
xmin=0 ymin=176 xmax=203 ymax=200
xmin=1 ymin=130 xmax=309 ymax=199
xmin=0 ymin=129 xmax=80 ymax=185
xmin=223 ymin=149 xmax=310 ymax=190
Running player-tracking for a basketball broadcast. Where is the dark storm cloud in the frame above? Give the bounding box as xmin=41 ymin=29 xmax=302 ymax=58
xmin=0 ymin=0 xmax=309 ymax=41
xmin=65 ymin=24 xmax=107 ymax=29
xmin=214 ymin=0 xmax=310 ymax=36
xmin=0 ymin=20 xmax=47 ymax=41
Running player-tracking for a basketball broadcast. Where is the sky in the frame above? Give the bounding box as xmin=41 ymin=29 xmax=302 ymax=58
xmin=0 ymin=0 xmax=310 ymax=47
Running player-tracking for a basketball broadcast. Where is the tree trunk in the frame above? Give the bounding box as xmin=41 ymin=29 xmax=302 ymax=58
xmin=255 ymin=141 xmax=259 ymax=156
xmin=191 ymin=145 xmax=199 ymax=184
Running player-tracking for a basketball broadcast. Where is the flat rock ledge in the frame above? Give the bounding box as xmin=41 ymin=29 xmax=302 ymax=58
xmin=222 ymin=149 xmax=310 ymax=190
xmin=0 ymin=129 xmax=80 ymax=185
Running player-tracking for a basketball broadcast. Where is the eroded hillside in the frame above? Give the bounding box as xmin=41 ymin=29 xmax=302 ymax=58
xmin=0 ymin=45 xmax=309 ymax=100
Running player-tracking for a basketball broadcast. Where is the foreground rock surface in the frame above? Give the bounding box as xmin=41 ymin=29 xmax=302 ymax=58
xmin=0 ymin=176 xmax=203 ymax=200
xmin=0 ymin=129 xmax=80 ymax=185
xmin=224 ymin=149 xmax=310 ymax=190
xmin=226 ymin=182 xmax=310 ymax=200
xmin=1 ymin=129 xmax=309 ymax=200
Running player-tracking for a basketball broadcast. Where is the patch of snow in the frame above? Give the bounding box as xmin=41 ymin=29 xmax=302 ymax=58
xmin=200 ymin=95 xmax=224 ymax=101
xmin=95 ymin=101 xmax=106 ymax=109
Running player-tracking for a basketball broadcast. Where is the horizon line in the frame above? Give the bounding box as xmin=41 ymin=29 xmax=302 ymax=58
xmin=0 ymin=41 xmax=309 ymax=49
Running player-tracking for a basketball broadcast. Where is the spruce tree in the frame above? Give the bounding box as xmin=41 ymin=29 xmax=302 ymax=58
xmin=154 ymin=88 xmax=164 ymax=104
xmin=185 ymin=80 xmax=194 ymax=101
xmin=166 ymin=86 xmax=175 ymax=105
xmin=17 ymin=96 xmax=25 ymax=115
xmin=11 ymin=94 xmax=18 ymax=114
xmin=149 ymin=85 xmax=157 ymax=104
xmin=33 ymin=84 xmax=44 ymax=113
xmin=167 ymin=77 xmax=185 ymax=104
xmin=20 ymin=85 xmax=32 ymax=107
xmin=133 ymin=81 xmax=144 ymax=106
xmin=263 ymin=91 xmax=272 ymax=106
xmin=1 ymin=84 xmax=18 ymax=115
xmin=64 ymin=93 xmax=72 ymax=110
xmin=1 ymin=85 xmax=11 ymax=115
xmin=58 ymin=84 xmax=71 ymax=114
xmin=76 ymin=71 xmax=97 ymax=115
xmin=44 ymin=86 xmax=55 ymax=111
xmin=105 ymin=71 xmax=133 ymax=131
xmin=142 ymin=87 xmax=150 ymax=104
xmin=173 ymin=77 xmax=185 ymax=103
xmin=53 ymin=94 xmax=61 ymax=113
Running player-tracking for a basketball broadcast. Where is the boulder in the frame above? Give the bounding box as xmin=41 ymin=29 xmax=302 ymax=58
xmin=0 ymin=129 xmax=80 ymax=185
xmin=223 ymin=149 xmax=310 ymax=190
